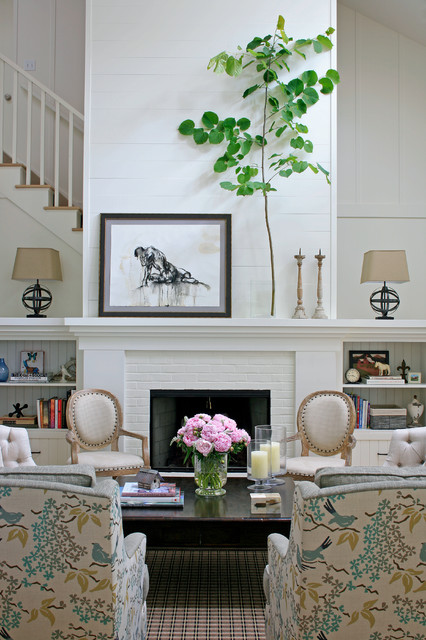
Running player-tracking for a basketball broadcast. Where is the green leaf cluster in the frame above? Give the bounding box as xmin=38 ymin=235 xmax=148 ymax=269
xmin=178 ymin=15 xmax=339 ymax=196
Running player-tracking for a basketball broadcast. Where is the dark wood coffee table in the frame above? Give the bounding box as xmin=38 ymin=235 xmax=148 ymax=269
xmin=121 ymin=475 xmax=294 ymax=548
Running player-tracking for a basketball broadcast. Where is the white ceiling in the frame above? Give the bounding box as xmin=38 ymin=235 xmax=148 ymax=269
xmin=339 ymin=0 xmax=426 ymax=46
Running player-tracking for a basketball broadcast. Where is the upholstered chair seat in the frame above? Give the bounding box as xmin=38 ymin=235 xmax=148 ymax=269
xmin=0 ymin=424 xmax=36 ymax=467
xmin=383 ymin=426 xmax=426 ymax=467
xmin=285 ymin=390 xmax=356 ymax=481
xmin=66 ymin=388 xmax=150 ymax=477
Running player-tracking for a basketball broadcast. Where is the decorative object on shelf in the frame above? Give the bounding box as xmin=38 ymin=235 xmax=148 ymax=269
xmin=20 ymin=350 xmax=44 ymax=375
xmin=170 ymin=412 xmax=250 ymax=497
xmin=0 ymin=357 xmax=9 ymax=382
xmin=135 ymin=468 xmax=164 ymax=490
xmin=49 ymin=357 xmax=76 ymax=382
xmin=312 ymin=249 xmax=328 ymax=319
xmin=407 ymin=395 xmax=424 ymax=426
xmin=360 ymin=249 xmax=409 ymax=320
xmin=99 ymin=213 xmax=231 ymax=318
xmin=8 ymin=402 xmax=28 ymax=418
xmin=397 ymin=359 xmax=411 ymax=383
xmin=349 ymin=350 xmax=389 ymax=377
xmin=345 ymin=368 xmax=361 ymax=384
xmin=247 ymin=439 xmax=271 ymax=491
xmin=12 ymin=247 xmax=63 ymax=317
xmin=407 ymin=372 xmax=422 ymax=384
xmin=292 ymin=249 xmax=308 ymax=319
xmin=177 ymin=16 xmax=339 ymax=317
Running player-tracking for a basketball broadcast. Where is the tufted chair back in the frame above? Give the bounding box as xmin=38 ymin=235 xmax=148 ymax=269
xmin=285 ymin=390 xmax=356 ymax=481
xmin=383 ymin=427 xmax=426 ymax=467
xmin=66 ymin=388 xmax=150 ymax=477
xmin=0 ymin=424 xmax=36 ymax=467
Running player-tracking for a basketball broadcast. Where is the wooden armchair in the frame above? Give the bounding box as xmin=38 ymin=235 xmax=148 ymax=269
xmin=66 ymin=388 xmax=150 ymax=477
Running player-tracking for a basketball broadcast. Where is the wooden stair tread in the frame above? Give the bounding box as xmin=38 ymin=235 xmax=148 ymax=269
xmin=44 ymin=206 xmax=82 ymax=212
xmin=0 ymin=162 xmax=25 ymax=168
xmin=15 ymin=184 xmax=53 ymax=190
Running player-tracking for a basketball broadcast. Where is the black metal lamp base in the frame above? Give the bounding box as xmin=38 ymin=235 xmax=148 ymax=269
xmin=22 ymin=280 xmax=52 ymax=318
xmin=370 ymin=282 xmax=400 ymax=320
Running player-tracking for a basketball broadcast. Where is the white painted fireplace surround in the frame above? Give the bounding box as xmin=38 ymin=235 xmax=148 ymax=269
xmin=65 ymin=317 xmax=426 ymax=458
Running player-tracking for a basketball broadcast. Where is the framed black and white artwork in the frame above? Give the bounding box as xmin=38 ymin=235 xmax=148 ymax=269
xmin=99 ymin=213 xmax=231 ymax=317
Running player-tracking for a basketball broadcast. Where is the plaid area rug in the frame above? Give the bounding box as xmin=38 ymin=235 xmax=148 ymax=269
xmin=146 ymin=548 xmax=267 ymax=640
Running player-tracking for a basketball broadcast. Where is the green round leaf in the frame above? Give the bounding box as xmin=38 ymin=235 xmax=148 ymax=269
xmin=243 ymin=84 xmax=259 ymax=99
xmin=326 ymin=69 xmax=340 ymax=84
xmin=237 ymin=117 xmax=251 ymax=131
xmin=313 ymin=40 xmax=323 ymax=53
xmin=226 ymin=56 xmax=242 ymax=77
xmin=209 ymin=129 xmax=225 ymax=144
xmin=263 ymin=69 xmax=278 ymax=84
xmin=319 ymin=77 xmax=334 ymax=94
xmin=292 ymin=160 xmax=308 ymax=173
xmin=317 ymin=35 xmax=333 ymax=50
xmin=227 ymin=142 xmax=241 ymax=155
xmin=301 ymin=70 xmax=318 ymax=87
xmin=193 ymin=128 xmax=208 ymax=144
xmin=178 ymin=120 xmax=195 ymax=135
xmin=220 ymin=181 xmax=238 ymax=191
xmin=302 ymin=87 xmax=319 ymax=106
xmin=290 ymin=136 xmax=304 ymax=149
xmin=241 ymin=140 xmax=252 ymax=155
xmin=201 ymin=111 xmax=219 ymax=129
xmin=287 ymin=78 xmax=304 ymax=96
xmin=214 ymin=159 xmax=228 ymax=173
xmin=223 ymin=117 xmax=237 ymax=130
xmin=304 ymin=140 xmax=314 ymax=153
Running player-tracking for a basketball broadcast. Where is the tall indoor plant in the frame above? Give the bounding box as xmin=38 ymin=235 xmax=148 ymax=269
xmin=178 ymin=16 xmax=339 ymax=316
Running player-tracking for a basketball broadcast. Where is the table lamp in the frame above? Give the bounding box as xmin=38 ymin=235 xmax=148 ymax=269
xmin=12 ymin=248 xmax=63 ymax=317
xmin=360 ymin=250 xmax=409 ymax=319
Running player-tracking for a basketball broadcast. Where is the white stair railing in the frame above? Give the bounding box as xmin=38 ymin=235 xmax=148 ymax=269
xmin=0 ymin=52 xmax=84 ymax=209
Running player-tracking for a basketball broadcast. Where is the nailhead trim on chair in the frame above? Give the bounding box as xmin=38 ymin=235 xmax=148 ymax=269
xmin=69 ymin=390 xmax=119 ymax=448
xmin=300 ymin=391 xmax=352 ymax=454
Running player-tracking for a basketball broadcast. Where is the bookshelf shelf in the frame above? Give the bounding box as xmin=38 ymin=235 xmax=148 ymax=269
xmin=0 ymin=382 xmax=76 ymax=387
xmin=343 ymin=383 xmax=424 ymax=389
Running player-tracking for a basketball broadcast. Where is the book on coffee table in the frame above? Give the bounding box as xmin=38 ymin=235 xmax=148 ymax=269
xmin=121 ymin=482 xmax=179 ymax=500
xmin=120 ymin=487 xmax=184 ymax=508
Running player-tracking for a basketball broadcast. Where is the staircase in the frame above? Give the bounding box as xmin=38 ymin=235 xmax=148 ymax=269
xmin=0 ymin=53 xmax=84 ymax=254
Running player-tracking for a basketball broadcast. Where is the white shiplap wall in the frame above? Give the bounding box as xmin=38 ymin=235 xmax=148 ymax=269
xmin=337 ymin=5 xmax=426 ymax=319
xmin=85 ymin=0 xmax=336 ymax=318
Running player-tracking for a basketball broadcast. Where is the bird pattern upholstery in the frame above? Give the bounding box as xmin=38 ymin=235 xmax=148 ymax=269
xmin=0 ymin=465 xmax=149 ymax=640
xmin=264 ymin=467 xmax=426 ymax=640
xmin=0 ymin=425 xmax=36 ymax=467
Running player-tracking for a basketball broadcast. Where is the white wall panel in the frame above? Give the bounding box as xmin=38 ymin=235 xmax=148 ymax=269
xmin=85 ymin=0 xmax=336 ymax=318
xmin=337 ymin=4 xmax=426 ymax=319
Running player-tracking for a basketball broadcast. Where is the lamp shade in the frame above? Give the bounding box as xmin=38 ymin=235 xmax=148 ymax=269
xmin=360 ymin=250 xmax=409 ymax=284
xmin=12 ymin=248 xmax=62 ymax=281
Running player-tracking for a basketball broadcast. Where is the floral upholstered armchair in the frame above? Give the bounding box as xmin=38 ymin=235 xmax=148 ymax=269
xmin=0 ymin=464 xmax=149 ymax=640
xmin=264 ymin=466 xmax=426 ymax=640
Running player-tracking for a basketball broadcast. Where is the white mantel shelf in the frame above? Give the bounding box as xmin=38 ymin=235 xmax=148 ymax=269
xmin=1 ymin=318 xmax=426 ymax=347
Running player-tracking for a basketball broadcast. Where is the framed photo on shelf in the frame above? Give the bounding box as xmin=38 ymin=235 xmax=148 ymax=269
xmin=99 ymin=213 xmax=231 ymax=318
xmin=20 ymin=351 xmax=44 ymax=375
xmin=349 ymin=350 xmax=390 ymax=377
xmin=407 ymin=372 xmax=422 ymax=384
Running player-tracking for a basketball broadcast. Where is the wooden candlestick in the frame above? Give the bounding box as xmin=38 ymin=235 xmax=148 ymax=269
xmin=292 ymin=249 xmax=308 ymax=319
xmin=312 ymin=249 xmax=328 ymax=319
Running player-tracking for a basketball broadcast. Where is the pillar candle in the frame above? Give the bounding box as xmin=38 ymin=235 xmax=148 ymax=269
xmin=251 ymin=450 xmax=269 ymax=479
xmin=270 ymin=441 xmax=281 ymax=473
xmin=260 ymin=442 xmax=271 ymax=467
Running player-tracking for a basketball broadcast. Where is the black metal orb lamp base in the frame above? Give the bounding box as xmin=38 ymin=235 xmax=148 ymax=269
xmin=22 ymin=280 xmax=53 ymax=318
xmin=370 ymin=281 xmax=400 ymax=320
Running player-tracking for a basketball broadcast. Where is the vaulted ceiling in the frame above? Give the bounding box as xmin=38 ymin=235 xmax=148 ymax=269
xmin=339 ymin=0 xmax=426 ymax=46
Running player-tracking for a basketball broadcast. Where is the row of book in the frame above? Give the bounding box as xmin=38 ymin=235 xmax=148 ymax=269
xmin=347 ymin=393 xmax=370 ymax=429
xmin=120 ymin=482 xmax=184 ymax=508
xmin=361 ymin=375 xmax=405 ymax=386
xmin=36 ymin=392 xmax=72 ymax=428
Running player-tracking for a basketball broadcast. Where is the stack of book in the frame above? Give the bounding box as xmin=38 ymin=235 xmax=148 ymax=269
xmin=347 ymin=393 xmax=370 ymax=428
xmin=0 ymin=415 xmax=38 ymax=428
xmin=120 ymin=482 xmax=184 ymax=507
xmin=362 ymin=375 xmax=405 ymax=385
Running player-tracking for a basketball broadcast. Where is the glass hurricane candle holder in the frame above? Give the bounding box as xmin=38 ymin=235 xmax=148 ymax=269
xmin=247 ymin=439 xmax=271 ymax=491
xmin=255 ymin=425 xmax=287 ymax=486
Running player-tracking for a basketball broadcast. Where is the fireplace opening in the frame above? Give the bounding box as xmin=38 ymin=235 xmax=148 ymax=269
xmin=150 ymin=389 xmax=271 ymax=471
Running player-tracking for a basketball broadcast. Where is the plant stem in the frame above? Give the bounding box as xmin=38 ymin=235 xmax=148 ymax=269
xmin=262 ymin=49 xmax=275 ymax=317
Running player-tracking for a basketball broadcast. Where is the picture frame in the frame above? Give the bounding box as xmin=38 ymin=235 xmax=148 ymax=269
xmin=407 ymin=372 xmax=422 ymax=384
xmin=349 ymin=350 xmax=390 ymax=377
xmin=20 ymin=350 xmax=44 ymax=375
xmin=99 ymin=214 xmax=231 ymax=317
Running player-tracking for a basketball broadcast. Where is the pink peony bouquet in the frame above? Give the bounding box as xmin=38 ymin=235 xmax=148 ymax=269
xmin=171 ymin=413 xmax=251 ymax=464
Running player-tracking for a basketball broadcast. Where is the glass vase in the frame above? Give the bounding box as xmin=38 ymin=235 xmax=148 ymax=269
xmin=194 ymin=453 xmax=227 ymax=497
xmin=0 ymin=358 xmax=9 ymax=382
